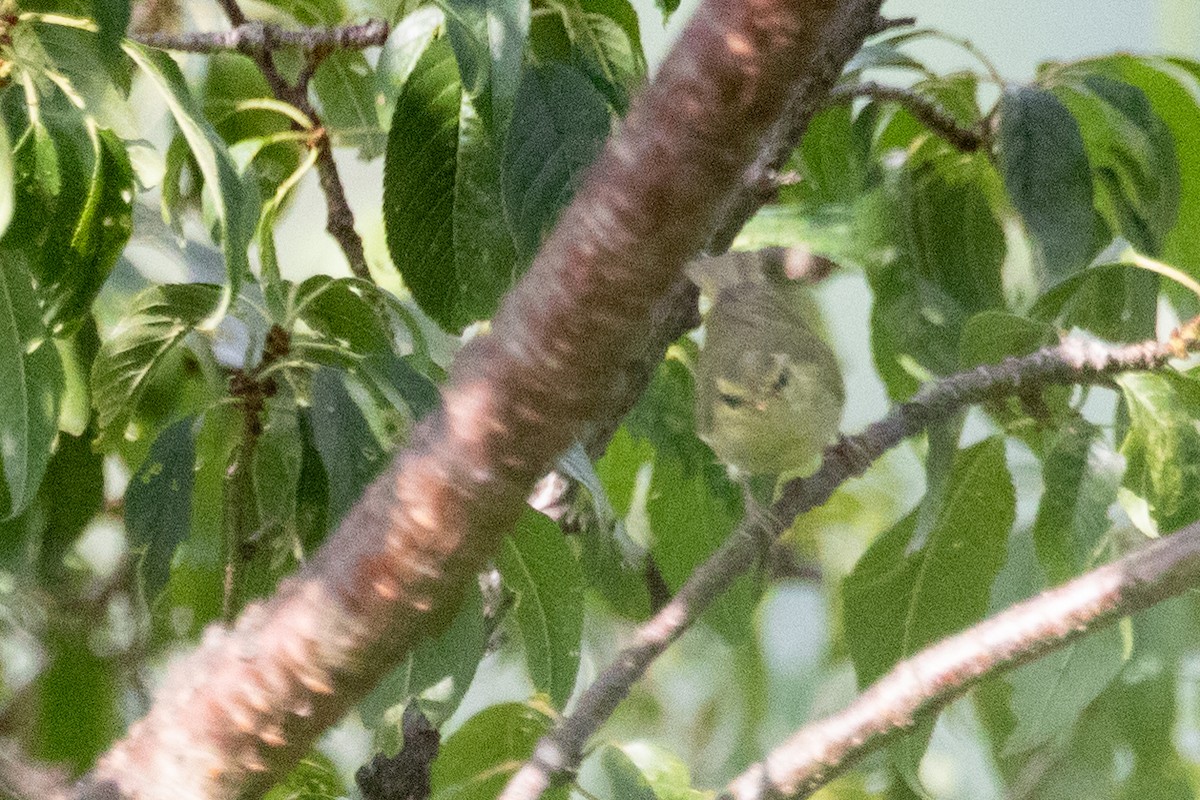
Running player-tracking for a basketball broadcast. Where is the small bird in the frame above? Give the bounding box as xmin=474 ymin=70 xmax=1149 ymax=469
xmin=694 ymin=281 xmax=844 ymax=480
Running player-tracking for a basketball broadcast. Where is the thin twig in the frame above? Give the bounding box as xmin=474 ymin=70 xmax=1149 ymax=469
xmin=134 ymin=19 xmax=389 ymax=55
xmin=499 ymin=316 xmax=1200 ymax=800
xmin=725 ymin=517 xmax=1200 ymax=800
xmin=827 ymin=81 xmax=986 ymax=152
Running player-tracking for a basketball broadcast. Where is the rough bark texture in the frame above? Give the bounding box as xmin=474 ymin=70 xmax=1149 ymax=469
xmin=84 ymin=1 xmax=847 ymax=797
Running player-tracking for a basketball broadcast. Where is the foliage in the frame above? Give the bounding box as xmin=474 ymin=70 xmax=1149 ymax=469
xmin=1 ymin=3 xmax=1200 ymax=800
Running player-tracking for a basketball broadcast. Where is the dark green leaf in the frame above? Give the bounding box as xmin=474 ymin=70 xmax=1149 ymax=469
xmin=35 ymin=429 xmax=104 ymax=582
xmin=90 ymin=283 xmax=222 ymax=448
xmin=383 ymin=38 xmax=464 ymax=330
xmin=997 ymin=86 xmax=1100 ymax=283
xmin=93 ymin=0 xmax=131 ymax=71
xmin=844 ymin=438 xmax=1014 ymax=687
xmin=359 ymin=352 xmax=443 ymax=422
xmin=126 ymin=416 xmax=197 ymax=601
xmin=291 ymin=275 xmax=393 ymax=354
xmin=252 ymin=397 xmax=303 ymax=545
xmin=497 ymin=509 xmax=584 ymax=709
xmin=502 ymin=63 xmax=609 ymax=261
xmin=431 ymin=702 xmax=568 ymax=800
xmin=0 ymin=255 xmax=64 ymax=518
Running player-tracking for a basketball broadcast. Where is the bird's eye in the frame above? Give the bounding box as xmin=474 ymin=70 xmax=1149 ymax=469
xmin=771 ymin=370 xmax=790 ymax=393
xmin=719 ymin=392 xmax=745 ymax=408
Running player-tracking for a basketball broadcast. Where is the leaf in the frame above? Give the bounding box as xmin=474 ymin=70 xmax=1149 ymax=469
xmin=497 ymin=509 xmax=584 ymax=709
xmin=360 ymin=582 xmax=486 ymax=737
xmin=867 ymin=151 xmax=1007 ymax=399
xmin=646 ymin=455 xmax=758 ymax=645
xmin=1032 ymin=423 xmax=1124 ymax=583
xmin=93 ymin=0 xmax=131 ymax=72
xmin=252 ymin=398 xmax=303 ymax=545
xmin=430 ymin=702 xmax=567 ymax=800
xmin=1051 ymin=68 xmax=1180 ymax=257
xmin=376 ymin=6 xmax=446 ymax=125
xmin=843 ymin=438 xmax=1014 ymax=688
xmin=1117 ymin=371 xmax=1200 ymax=533
xmin=35 ymin=429 xmax=104 ymax=582
xmin=123 ymin=42 xmax=260 ymax=324
xmin=531 ymin=0 xmax=643 ymax=111
xmin=125 ymin=416 xmax=197 ymax=601
xmin=1004 ymin=626 xmax=1126 ymax=756
xmin=313 ymin=51 xmax=386 ymax=158
xmin=502 ymin=63 xmax=609 ymax=261
xmin=598 ymin=746 xmax=658 ymax=800
xmin=1031 ymin=262 xmax=1158 ymax=342
xmin=263 ymin=753 xmax=346 ymax=800
xmin=997 ymin=86 xmax=1100 ymax=283
xmin=359 ymin=352 xmax=443 ymax=422
xmin=441 ymin=0 xmax=530 ymax=128
xmin=90 ymin=283 xmax=222 ymax=448
xmin=0 ymin=255 xmax=64 ymax=519
xmin=290 ymin=275 xmax=393 ymax=355
xmin=611 ymin=742 xmax=708 ymax=800
xmin=33 ymin=622 xmax=121 ymax=771
xmin=307 ymin=368 xmax=393 ymax=528
xmin=383 ymin=38 xmax=464 ymax=330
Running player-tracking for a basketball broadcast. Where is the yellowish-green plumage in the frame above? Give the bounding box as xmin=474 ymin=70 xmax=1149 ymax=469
xmin=695 ymin=282 xmax=844 ymax=478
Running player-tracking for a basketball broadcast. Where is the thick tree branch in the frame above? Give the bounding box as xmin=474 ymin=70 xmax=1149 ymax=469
xmin=83 ymin=1 xmax=846 ymax=797
xmin=827 ymin=81 xmax=986 ymax=152
xmin=499 ymin=318 xmax=1200 ymax=800
xmin=725 ymin=518 xmax=1200 ymax=800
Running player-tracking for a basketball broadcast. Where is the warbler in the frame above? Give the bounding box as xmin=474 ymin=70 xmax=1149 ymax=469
xmin=694 ymin=281 xmax=844 ymax=479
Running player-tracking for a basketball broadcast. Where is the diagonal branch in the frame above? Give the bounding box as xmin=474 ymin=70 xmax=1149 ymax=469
xmin=725 ymin=517 xmax=1200 ymax=800
xmin=82 ymin=1 xmax=848 ymax=797
xmin=499 ymin=317 xmax=1200 ymax=800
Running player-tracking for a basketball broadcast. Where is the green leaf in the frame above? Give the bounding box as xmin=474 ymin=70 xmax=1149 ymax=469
xmin=125 ymin=416 xmax=197 ymax=601
xmin=290 ymin=275 xmax=393 ymax=355
xmin=530 ymin=0 xmax=643 ymax=111
xmin=598 ymin=746 xmax=658 ymax=800
xmin=307 ymin=368 xmax=393 ymax=528
xmin=383 ymin=38 xmax=464 ymax=330
xmin=0 ymin=255 xmax=63 ymax=518
xmin=608 ymin=742 xmax=707 ymax=800
xmin=844 ymin=438 xmax=1014 ymax=688
xmin=90 ymin=283 xmax=221 ymax=448
xmin=441 ymin=0 xmax=530 ymax=128
xmin=123 ymin=42 xmax=260 ymax=324
xmin=431 ymin=702 xmax=567 ymax=800
xmin=252 ymin=397 xmax=303 ymax=545
xmin=652 ymin=0 xmax=679 ymax=22
xmin=35 ymin=429 xmax=104 ymax=582
xmin=1033 ymin=423 xmax=1124 ymax=583
xmin=93 ymin=0 xmax=131 ymax=71
xmin=33 ymin=622 xmax=121 ymax=771
xmin=997 ymin=86 xmax=1100 ymax=283
xmin=1004 ymin=626 xmax=1126 ymax=757
xmin=376 ymin=6 xmax=445 ymax=126
xmin=502 ymin=63 xmax=609 ymax=261
xmin=1051 ymin=68 xmax=1179 ymax=256
xmin=263 ymin=753 xmax=346 ymax=800
xmin=360 ymin=582 xmax=486 ymax=737
xmin=313 ymin=51 xmax=386 ymax=159
xmin=1117 ymin=371 xmax=1200 ymax=533
xmin=1031 ymin=262 xmax=1158 ymax=342
xmin=359 ymin=352 xmax=443 ymax=422
xmin=868 ymin=151 xmax=1007 ymax=399
xmin=497 ymin=509 xmax=584 ymax=709
xmin=646 ymin=455 xmax=758 ymax=645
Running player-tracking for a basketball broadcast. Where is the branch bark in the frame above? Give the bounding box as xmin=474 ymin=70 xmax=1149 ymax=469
xmin=134 ymin=19 xmax=389 ymax=54
xmin=827 ymin=81 xmax=986 ymax=152
xmin=82 ymin=1 xmax=848 ymax=797
xmin=725 ymin=518 xmax=1200 ymax=800
xmin=498 ymin=317 xmax=1200 ymax=800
